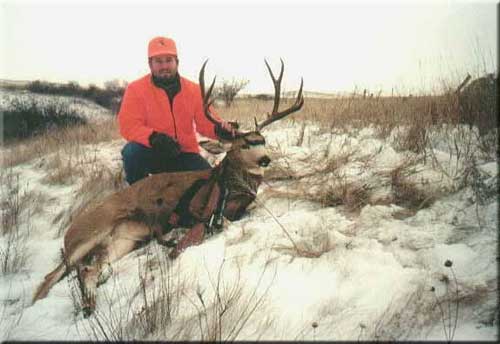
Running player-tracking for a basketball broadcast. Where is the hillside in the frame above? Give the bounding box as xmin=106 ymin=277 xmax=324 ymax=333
xmin=0 ymin=90 xmax=497 ymax=341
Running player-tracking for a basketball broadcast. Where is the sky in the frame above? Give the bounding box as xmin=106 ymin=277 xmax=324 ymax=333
xmin=1 ymin=0 xmax=498 ymax=95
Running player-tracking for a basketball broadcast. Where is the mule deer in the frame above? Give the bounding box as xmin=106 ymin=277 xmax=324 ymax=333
xmin=32 ymin=59 xmax=304 ymax=317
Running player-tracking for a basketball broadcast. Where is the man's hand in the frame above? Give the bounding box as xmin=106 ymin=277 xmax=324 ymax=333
xmin=215 ymin=121 xmax=238 ymax=140
xmin=149 ymin=132 xmax=180 ymax=159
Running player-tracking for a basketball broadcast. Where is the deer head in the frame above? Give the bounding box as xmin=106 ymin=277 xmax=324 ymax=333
xmin=199 ymin=59 xmax=304 ymax=176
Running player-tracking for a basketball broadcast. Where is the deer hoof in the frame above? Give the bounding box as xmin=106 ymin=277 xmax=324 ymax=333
xmin=82 ymin=305 xmax=94 ymax=318
xmin=157 ymin=238 xmax=178 ymax=248
xmin=81 ymin=290 xmax=96 ymax=318
xmin=168 ymin=248 xmax=180 ymax=260
xmin=97 ymin=263 xmax=113 ymax=287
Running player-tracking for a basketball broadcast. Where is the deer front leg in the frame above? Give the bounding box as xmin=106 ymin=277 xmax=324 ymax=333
xmin=153 ymin=212 xmax=180 ymax=248
xmin=168 ymin=223 xmax=205 ymax=259
xmin=223 ymin=198 xmax=254 ymax=221
xmin=153 ymin=227 xmax=178 ymax=248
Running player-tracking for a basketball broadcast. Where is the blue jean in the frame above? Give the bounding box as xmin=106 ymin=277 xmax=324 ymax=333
xmin=121 ymin=142 xmax=211 ymax=185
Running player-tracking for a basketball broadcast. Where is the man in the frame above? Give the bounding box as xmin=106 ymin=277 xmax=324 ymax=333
xmin=118 ymin=36 xmax=234 ymax=185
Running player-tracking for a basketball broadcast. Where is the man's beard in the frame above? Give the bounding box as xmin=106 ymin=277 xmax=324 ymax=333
xmin=155 ymin=69 xmax=177 ymax=82
xmin=152 ymin=71 xmax=180 ymax=91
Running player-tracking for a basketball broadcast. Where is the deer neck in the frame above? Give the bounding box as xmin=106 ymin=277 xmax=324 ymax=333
xmin=219 ymin=157 xmax=263 ymax=201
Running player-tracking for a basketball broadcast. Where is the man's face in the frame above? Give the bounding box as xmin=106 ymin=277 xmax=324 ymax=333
xmin=149 ymin=54 xmax=178 ymax=80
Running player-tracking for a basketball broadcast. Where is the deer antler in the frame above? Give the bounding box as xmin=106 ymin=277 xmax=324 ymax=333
xmin=199 ymin=60 xmax=219 ymax=125
xmin=256 ymin=59 xmax=304 ymax=131
xmin=199 ymin=60 xmax=242 ymax=139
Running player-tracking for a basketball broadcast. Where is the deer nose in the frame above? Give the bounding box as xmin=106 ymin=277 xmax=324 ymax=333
xmin=258 ymin=156 xmax=271 ymax=167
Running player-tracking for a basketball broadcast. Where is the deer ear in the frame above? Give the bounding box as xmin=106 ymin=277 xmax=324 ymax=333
xmin=199 ymin=140 xmax=230 ymax=155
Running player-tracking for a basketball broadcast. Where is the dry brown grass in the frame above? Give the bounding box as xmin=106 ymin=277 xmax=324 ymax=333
xmin=2 ymin=119 xmax=120 ymax=168
xmin=0 ymin=168 xmax=32 ymax=273
xmin=392 ymin=120 xmax=429 ymax=154
xmin=217 ymin=94 xmax=460 ymax=136
xmin=83 ymin=246 xmax=275 ymax=341
xmin=262 ymin=170 xmax=372 ymax=215
xmin=389 ymin=161 xmax=437 ymax=211
xmin=2 ymin=88 xmax=494 ymax=236
xmin=371 ymin=281 xmax=437 ymax=341
xmin=262 ymin=138 xmax=440 ymax=217
xmin=223 ymin=91 xmax=494 ymax=215
xmin=41 ymin=151 xmax=84 ymax=185
xmin=3 ymin=91 xmax=490 ymax=173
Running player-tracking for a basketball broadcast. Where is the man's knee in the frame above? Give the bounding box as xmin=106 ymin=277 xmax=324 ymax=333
xmin=180 ymin=153 xmax=211 ymax=171
xmin=121 ymin=142 xmax=152 ymax=185
xmin=122 ymin=142 xmax=150 ymax=162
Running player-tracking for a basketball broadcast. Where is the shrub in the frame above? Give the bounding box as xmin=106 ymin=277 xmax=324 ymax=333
xmin=390 ymin=163 xmax=436 ymax=210
xmin=253 ymin=94 xmax=273 ymax=101
xmin=3 ymin=97 xmax=87 ymax=142
xmin=25 ymin=79 xmax=126 ymax=111
xmin=214 ymin=78 xmax=249 ymax=107
xmin=2 ymin=118 xmax=120 ymax=168
xmin=457 ymin=73 xmax=498 ymax=135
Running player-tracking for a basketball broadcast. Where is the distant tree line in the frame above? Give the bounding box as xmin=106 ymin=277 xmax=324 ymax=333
xmin=26 ymin=79 xmax=127 ymax=112
xmin=10 ymin=77 xmax=254 ymax=110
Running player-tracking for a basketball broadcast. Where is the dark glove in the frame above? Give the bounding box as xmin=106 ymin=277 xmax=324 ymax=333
xmin=215 ymin=121 xmax=239 ymax=140
xmin=149 ymin=132 xmax=180 ymax=159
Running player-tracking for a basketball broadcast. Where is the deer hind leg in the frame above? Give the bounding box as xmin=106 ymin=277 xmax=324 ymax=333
xmin=77 ymin=265 xmax=98 ymax=318
xmin=32 ymin=262 xmax=67 ymax=303
xmin=96 ymin=222 xmax=150 ymax=285
xmin=77 ymin=221 xmax=150 ymax=317
xmin=77 ymin=246 xmax=109 ymax=318
xmin=168 ymin=222 xmax=206 ymax=259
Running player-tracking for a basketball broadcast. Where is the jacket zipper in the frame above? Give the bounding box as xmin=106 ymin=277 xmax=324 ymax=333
xmin=152 ymin=75 xmax=179 ymax=140
xmin=168 ymin=96 xmax=178 ymax=139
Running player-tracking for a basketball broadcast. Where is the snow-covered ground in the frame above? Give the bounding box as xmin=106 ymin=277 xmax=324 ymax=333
xmin=0 ymin=96 xmax=497 ymax=341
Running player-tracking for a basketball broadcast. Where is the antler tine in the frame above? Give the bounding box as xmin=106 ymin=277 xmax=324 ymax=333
xmin=199 ymin=60 xmax=245 ymax=139
xmin=199 ymin=59 xmax=219 ymax=125
xmin=256 ymin=59 xmax=304 ymax=131
xmin=264 ymin=58 xmax=284 ymax=115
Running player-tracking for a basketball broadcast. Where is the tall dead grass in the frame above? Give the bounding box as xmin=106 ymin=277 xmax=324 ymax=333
xmin=81 ymin=245 xmax=276 ymax=341
xmin=389 ymin=159 xmax=437 ymax=211
xmin=170 ymin=257 xmax=276 ymax=341
xmin=219 ymin=94 xmax=457 ymax=135
xmin=230 ymin=88 xmax=495 ymax=216
xmin=370 ymin=281 xmax=437 ymax=341
xmin=81 ymin=244 xmax=185 ymax=340
xmin=0 ymin=168 xmax=32 ymax=273
xmin=2 ymin=118 xmax=121 ymax=168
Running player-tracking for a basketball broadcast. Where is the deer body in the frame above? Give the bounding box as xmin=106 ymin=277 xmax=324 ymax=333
xmin=32 ymin=59 xmax=304 ymax=317
xmin=64 ymin=169 xmax=210 ymax=256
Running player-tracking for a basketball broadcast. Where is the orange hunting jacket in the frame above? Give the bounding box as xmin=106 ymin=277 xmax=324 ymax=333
xmin=118 ymin=74 xmax=221 ymax=153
